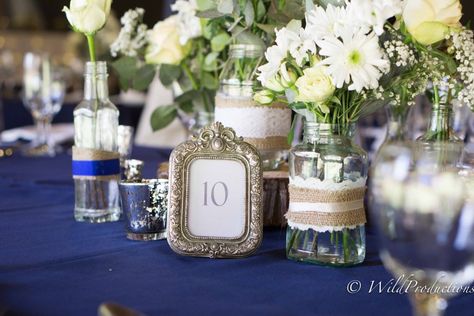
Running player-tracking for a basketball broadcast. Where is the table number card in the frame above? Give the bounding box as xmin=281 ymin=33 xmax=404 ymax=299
xmin=167 ymin=122 xmax=263 ymax=258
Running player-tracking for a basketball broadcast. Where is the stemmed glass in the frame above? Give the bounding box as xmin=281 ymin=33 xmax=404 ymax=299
xmin=371 ymin=142 xmax=474 ymax=316
xmin=22 ymin=52 xmax=65 ymax=156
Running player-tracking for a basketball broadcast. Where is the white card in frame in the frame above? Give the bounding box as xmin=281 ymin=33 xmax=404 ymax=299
xmin=167 ymin=122 xmax=263 ymax=258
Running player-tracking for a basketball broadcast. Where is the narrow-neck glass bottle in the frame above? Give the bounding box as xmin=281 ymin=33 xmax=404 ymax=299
xmin=73 ymin=61 xmax=120 ymax=223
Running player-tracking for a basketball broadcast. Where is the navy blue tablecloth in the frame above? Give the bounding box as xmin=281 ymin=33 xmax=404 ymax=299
xmin=0 ymin=147 xmax=473 ymax=316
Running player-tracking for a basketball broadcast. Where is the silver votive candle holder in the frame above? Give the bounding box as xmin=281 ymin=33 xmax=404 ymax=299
xmin=124 ymin=159 xmax=144 ymax=182
xmin=119 ymin=179 xmax=168 ymax=241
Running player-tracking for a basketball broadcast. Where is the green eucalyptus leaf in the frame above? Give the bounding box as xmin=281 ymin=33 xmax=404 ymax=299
xmin=196 ymin=0 xmax=215 ymax=10
xmin=287 ymin=114 xmax=297 ymax=145
xmin=178 ymin=101 xmax=194 ymax=114
xmin=111 ymin=56 xmax=138 ymax=90
xmin=278 ymin=0 xmax=286 ymax=10
xmin=196 ymin=9 xmax=227 ymax=18
xmin=150 ymin=104 xmax=178 ymax=131
xmin=244 ymin=1 xmax=255 ymax=26
xmin=211 ymin=32 xmax=231 ymax=52
xmin=132 ymin=64 xmax=156 ymax=91
xmin=175 ymin=90 xmax=200 ymax=104
xmin=268 ymin=0 xmax=305 ymax=23
xmin=203 ymin=22 xmax=214 ymax=39
xmin=202 ymin=72 xmax=219 ymax=90
xmin=233 ymin=28 xmax=265 ymax=48
xmin=159 ymin=64 xmax=182 ymax=86
xmin=205 ymin=52 xmax=219 ymax=65
xmin=217 ymin=0 xmax=234 ymax=14
xmin=256 ymin=23 xmax=277 ymax=35
xmin=118 ymin=76 xmax=130 ymax=91
xmin=203 ymin=52 xmax=219 ymax=71
xmin=256 ymin=0 xmax=266 ymax=21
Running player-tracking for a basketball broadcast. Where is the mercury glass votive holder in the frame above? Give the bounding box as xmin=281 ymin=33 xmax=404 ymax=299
xmin=119 ymin=179 xmax=168 ymax=241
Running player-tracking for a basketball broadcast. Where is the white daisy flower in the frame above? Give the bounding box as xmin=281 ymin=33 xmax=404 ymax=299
xmin=346 ymin=0 xmax=402 ymax=35
xmin=257 ymin=45 xmax=287 ymax=85
xmin=171 ymin=0 xmax=202 ymax=44
xmin=305 ymin=4 xmax=347 ymax=41
xmin=276 ymin=21 xmax=316 ymax=66
xmin=317 ymin=27 xmax=390 ymax=92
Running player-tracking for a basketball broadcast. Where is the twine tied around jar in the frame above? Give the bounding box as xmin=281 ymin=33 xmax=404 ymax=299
xmin=285 ymin=185 xmax=366 ymax=232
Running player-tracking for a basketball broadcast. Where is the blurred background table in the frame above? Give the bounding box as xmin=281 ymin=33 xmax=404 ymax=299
xmin=1 ymin=97 xmax=144 ymax=131
xmin=1 ymin=147 xmax=473 ymax=316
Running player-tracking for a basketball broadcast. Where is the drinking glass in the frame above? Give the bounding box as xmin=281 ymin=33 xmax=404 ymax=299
xmin=22 ymin=52 xmax=65 ymax=156
xmin=371 ymin=141 xmax=474 ymax=316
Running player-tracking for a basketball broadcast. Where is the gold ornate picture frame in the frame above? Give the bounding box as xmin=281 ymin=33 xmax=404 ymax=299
xmin=167 ymin=122 xmax=263 ymax=258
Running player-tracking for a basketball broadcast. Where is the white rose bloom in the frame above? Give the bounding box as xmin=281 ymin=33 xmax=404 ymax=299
xmin=145 ymin=16 xmax=190 ymax=65
xmin=171 ymin=0 xmax=202 ymax=44
xmin=63 ymin=0 xmax=112 ymax=35
xmin=295 ymin=65 xmax=335 ymax=107
xmin=346 ymin=0 xmax=402 ymax=35
xmin=403 ymin=0 xmax=462 ymax=45
xmin=317 ymin=27 xmax=390 ymax=92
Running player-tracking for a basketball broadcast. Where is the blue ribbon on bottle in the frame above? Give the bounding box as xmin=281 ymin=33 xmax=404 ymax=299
xmin=72 ymin=159 xmax=120 ymax=177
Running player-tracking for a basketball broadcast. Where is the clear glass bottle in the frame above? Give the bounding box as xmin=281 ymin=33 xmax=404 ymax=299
xmin=286 ymin=122 xmax=367 ymax=266
xmin=418 ymin=103 xmax=462 ymax=143
xmin=384 ymin=104 xmax=410 ymax=143
xmin=73 ymin=61 xmax=120 ymax=223
xmin=216 ymin=44 xmax=291 ymax=170
xmin=417 ymin=89 xmax=464 ymax=167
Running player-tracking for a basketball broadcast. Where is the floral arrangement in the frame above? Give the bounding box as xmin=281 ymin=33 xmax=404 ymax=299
xmin=254 ymin=0 xmax=474 ymax=127
xmin=111 ymin=0 xmax=306 ymax=131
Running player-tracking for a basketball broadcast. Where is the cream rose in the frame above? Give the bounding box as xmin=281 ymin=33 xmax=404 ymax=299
xmin=403 ymin=0 xmax=462 ymax=45
xmin=145 ymin=16 xmax=190 ymax=65
xmin=63 ymin=0 xmax=112 ymax=35
xmin=295 ymin=66 xmax=335 ymax=107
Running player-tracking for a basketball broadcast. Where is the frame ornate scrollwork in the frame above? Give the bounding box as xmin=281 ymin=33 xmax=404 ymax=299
xmin=167 ymin=122 xmax=263 ymax=258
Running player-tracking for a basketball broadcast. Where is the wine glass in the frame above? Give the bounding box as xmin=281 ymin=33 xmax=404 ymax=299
xmin=22 ymin=52 xmax=65 ymax=156
xmin=371 ymin=141 xmax=474 ymax=316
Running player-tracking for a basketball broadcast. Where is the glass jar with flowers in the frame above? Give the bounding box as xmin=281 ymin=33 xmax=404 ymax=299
xmin=111 ymin=0 xmax=305 ymax=143
xmin=255 ymin=1 xmax=411 ymax=266
xmin=216 ymin=44 xmax=292 ymax=170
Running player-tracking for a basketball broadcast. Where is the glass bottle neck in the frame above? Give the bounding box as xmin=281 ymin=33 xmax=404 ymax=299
xmin=385 ymin=106 xmax=409 ymax=141
xmin=84 ymin=75 xmax=109 ymax=101
xmin=428 ymin=104 xmax=452 ymax=134
xmin=303 ymin=123 xmax=355 ymax=144
xmin=83 ymin=61 xmax=109 ymax=101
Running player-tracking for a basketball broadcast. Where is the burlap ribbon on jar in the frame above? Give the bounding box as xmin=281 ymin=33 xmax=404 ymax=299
xmin=72 ymin=147 xmax=120 ymax=180
xmin=285 ymin=185 xmax=366 ymax=232
xmin=215 ymin=95 xmax=290 ymax=151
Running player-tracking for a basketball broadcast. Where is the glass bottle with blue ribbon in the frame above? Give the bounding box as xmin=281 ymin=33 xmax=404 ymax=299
xmin=73 ymin=61 xmax=120 ymax=222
